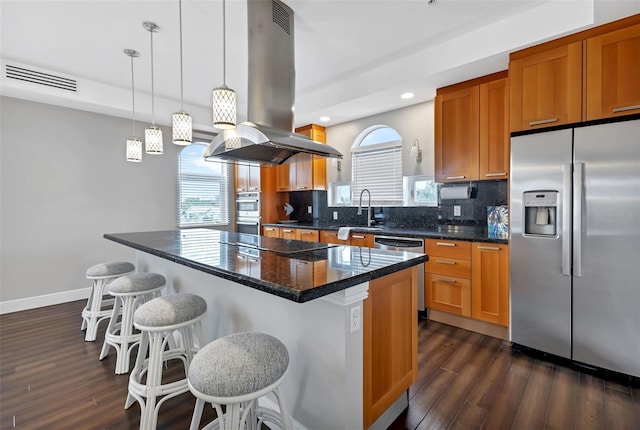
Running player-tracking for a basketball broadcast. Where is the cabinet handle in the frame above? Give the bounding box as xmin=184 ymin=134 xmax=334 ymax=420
xmin=529 ymin=118 xmax=558 ymax=126
xmin=296 ymin=186 xmax=308 ymax=190
xmin=436 ymin=242 xmax=456 ymax=247
xmin=283 ymin=229 xmax=293 ymax=233
xmin=301 ymin=232 xmax=313 ymax=235
xmin=249 ymin=258 xmax=259 ymax=262
xmin=249 ymin=187 xmax=259 ymax=190
xmin=612 ymin=104 xmax=640 ymax=113
xmin=477 ymin=246 xmax=500 ymax=251
xmin=446 ymin=175 xmax=465 ymax=180
xmin=325 ymin=233 xmax=337 ymax=237
xmin=484 ymin=173 xmax=506 ymax=177
xmin=352 ymin=235 xmax=365 ymax=239
xmin=437 ymin=278 xmax=457 ymax=284
xmin=237 ymin=255 xmax=247 ymax=260
xmin=436 ymin=260 xmax=456 ymax=265
xmin=265 ymin=228 xmax=275 ymax=231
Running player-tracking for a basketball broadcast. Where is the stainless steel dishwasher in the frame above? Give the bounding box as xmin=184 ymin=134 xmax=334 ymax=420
xmin=374 ymin=236 xmax=425 ymax=311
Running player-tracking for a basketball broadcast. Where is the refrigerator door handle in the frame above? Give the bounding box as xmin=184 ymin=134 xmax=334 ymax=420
xmin=573 ymin=162 xmax=584 ymax=277
xmin=562 ymin=163 xmax=572 ymax=276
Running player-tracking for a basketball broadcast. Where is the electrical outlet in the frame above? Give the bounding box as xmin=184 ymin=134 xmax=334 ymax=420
xmin=350 ymin=305 xmax=361 ymax=333
xmin=333 ymin=211 xmax=338 ymax=220
xmin=454 ymin=205 xmax=461 ymax=217
xmin=307 ymin=206 xmax=312 ymax=214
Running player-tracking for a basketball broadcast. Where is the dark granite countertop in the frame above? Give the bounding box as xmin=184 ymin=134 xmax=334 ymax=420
xmin=104 ymin=229 xmax=428 ymax=303
xmin=262 ymin=221 xmax=509 ymax=244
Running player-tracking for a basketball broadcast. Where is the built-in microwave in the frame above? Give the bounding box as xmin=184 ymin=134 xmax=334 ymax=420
xmin=236 ymin=192 xmax=260 ymax=218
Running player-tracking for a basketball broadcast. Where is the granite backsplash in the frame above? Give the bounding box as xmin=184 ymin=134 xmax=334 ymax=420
xmin=284 ymin=180 xmax=508 ymax=230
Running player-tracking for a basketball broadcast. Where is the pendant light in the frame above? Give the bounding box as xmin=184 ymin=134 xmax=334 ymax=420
xmin=143 ymin=21 xmax=164 ymax=154
xmin=124 ymin=49 xmax=142 ymax=163
xmin=172 ymin=0 xmax=192 ymax=145
xmin=212 ymin=0 xmax=236 ymax=129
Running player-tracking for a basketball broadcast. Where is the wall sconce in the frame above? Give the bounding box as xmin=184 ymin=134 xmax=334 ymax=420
xmin=331 ymin=158 xmax=342 ymax=172
xmin=410 ymin=139 xmax=422 ymax=163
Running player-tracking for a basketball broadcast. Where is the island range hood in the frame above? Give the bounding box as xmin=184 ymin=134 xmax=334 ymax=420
xmin=204 ymin=0 xmax=342 ymax=165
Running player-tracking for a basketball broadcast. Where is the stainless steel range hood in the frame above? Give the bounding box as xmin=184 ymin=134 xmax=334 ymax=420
xmin=204 ymin=0 xmax=342 ymax=165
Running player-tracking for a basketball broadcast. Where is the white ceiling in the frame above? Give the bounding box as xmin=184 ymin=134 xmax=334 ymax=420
xmin=1 ymin=0 xmax=639 ymax=132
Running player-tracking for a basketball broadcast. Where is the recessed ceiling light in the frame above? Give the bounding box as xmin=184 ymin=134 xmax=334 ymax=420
xmin=320 ymin=116 xmax=330 ymax=122
xmin=401 ymin=92 xmax=414 ymax=99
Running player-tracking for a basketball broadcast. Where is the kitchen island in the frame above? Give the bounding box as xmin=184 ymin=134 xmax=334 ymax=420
xmin=105 ymin=228 xmax=428 ymax=429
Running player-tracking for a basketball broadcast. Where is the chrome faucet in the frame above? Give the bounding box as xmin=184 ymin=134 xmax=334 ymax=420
xmin=357 ymin=188 xmax=374 ymax=227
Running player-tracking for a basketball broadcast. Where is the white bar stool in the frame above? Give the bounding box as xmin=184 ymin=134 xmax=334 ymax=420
xmin=99 ymin=272 xmax=166 ymax=374
xmin=187 ymin=332 xmax=293 ymax=430
xmin=81 ymin=261 xmax=135 ymax=341
xmin=126 ymin=293 xmax=207 ymax=430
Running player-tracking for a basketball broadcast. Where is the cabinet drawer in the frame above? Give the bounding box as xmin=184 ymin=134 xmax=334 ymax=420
xmin=281 ymin=228 xmax=297 ymax=240
xmin=424 ymin=239 xmax=471 ymax=260
xmin=350 ymin=233 xmax=374 ymax=248
xmin=297 ymin=229 xmax=319 ymax=242
xmin=425 ymin=273 xmax=471 ymax=317
xmin=425 ymin=257 xmax=471 ymax=279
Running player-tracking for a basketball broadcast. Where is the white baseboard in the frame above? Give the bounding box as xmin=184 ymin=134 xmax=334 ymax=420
xmin=0 ymin=288 xmax=90 ymax=314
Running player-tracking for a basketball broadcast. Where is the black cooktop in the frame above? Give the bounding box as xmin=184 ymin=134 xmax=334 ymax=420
xmin=220 ymin=233 xmax=335 ymax=255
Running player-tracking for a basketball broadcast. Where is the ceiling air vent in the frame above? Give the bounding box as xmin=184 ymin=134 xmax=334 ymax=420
xmin=272 ymin=0 xmax=291 ymax=35
xmin=5 ymin=64 xmax=77 ymax=92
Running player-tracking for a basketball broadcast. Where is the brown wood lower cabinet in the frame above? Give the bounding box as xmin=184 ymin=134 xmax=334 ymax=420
xmin=424 ymin=239 xmax=509 ymax=327
xmin=320 ymin=230 xmax=374 ymax=247
xmin=363 ymin=267 xmax=418 ymax=428
xmin=262 ymin=226 xmax=281 ymax=238
xmin=295 ymin=228 xmax=319 ymax=242
xmin=471 ymin=243 xmax=509 ymax=326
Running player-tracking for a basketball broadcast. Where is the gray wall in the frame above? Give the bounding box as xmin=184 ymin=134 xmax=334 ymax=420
xmin=0 ymin=96 xmax=179 ymax=303
xmin=326 ymin=101 xmax=434 ymax=185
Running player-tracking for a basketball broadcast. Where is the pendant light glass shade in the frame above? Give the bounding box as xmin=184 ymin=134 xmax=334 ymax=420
xmin=212 ymin=85 xmax=236 ymax=129
xmin=144 ymin=21 xmax=164 ymax=155
xmin=126 ymin=137 xmax=143 ymax=162
xmin=124 ymin=48 xmax=142 ymax=163
xmin=172 ymin=111 xmax=192 ymax=145
xmin=212 ymin=0 xmax=236 ymax=130
xmin=145 ymin=126 xmax=164 ymax=153
xmin=172 ymin=0 xmax=192 ymax=145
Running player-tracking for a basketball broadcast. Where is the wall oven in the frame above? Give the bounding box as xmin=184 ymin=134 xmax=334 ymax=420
xmin=235 ymin=192 xmax=260 ymax=235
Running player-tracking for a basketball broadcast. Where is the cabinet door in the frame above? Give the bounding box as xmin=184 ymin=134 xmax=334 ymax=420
xmin=586 ymin=23 xmax=640 ymax=120
xmin=289 ymin=153 xmax=313 ymax=191
xmin=247 ymin=164 xmax=260 ymax=191
xmin=509 ymin=41 xmax=582 ymax=131
xmin=363 ymin=267 xmax=418 ymax=428
xmin=425 ymin=273 xmax=471 ymax=317
xmin=281 ymin=228 xmax=297 ymax=240
xmin=275 ymin=163 xmax=290 ymax=192
xmin=471 ymin=244 xmax=509 ymax=326
xmin=296 ymin=229 xmax=319 ymax=242
xmin=479 ymin=78 xmax=509 ymax=180
xmin=320 ymin=230 xmax=350 ymax=245
xmin=235 ymin=163 xmax=249 ymax=192
xmin=263 ymin=226 xmax=281 ymax=238
xmin=435 ymin=86 xmax=480 ymax=182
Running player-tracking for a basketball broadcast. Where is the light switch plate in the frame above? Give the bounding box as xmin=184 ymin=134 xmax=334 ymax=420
xmin=454 ymin=205 xmax=461 ymax=217
xmin=333 ymin=211 xmax=338 ymax=220
xmin=307 ymin=206 xmax=312 ymax=214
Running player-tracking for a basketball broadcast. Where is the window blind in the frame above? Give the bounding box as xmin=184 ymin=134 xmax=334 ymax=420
xmin=177 ymin=143 xmax=230 ymax=227
xmin=352 ymin=146 xmax=403 ymax=205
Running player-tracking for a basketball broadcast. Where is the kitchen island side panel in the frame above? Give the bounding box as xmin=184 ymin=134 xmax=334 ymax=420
xmin=136 ymin=251 xmax=365 ymax=430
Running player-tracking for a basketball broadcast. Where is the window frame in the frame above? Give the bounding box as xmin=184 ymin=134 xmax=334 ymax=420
xmin=176 ymin=142 xmax=231 ymax=228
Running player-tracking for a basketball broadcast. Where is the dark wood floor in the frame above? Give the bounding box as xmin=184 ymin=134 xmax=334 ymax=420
xmin=1 ymin=300 xmax=639 ymax=430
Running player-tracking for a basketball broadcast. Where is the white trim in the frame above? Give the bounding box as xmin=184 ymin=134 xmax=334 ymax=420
xmin=319 ymin=282 xmax=369 ymax=307
xmin=0 ymin=287 xmax=90 ymax=315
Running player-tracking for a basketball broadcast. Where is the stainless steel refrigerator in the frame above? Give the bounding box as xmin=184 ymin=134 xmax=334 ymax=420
xmin=510 ymin=117 xmax=640 ymax=378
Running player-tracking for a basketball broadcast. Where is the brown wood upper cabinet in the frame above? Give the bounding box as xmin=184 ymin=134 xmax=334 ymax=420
xmin=435 ymin=71 xmax=509 ymax=183
xmin=509 ymin=14 xmax=640 ymax=131
xmin=235 ymin=163 xmax=261 ymax=192
xmin=586 ymin=23 xmax=640 ymax=120
xmin=509 ymin=42 xmax=583 ymax=132
xmin=276 ymin=124 xmax=327 ymax=191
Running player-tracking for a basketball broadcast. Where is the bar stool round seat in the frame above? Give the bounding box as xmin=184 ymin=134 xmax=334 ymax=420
xmin=81 ymin=261 xmax=135 ymax=341
xmin=126 ymin=293 xmax=207 ymax=430
xmin=99 ymin=272 xmax=166 ymax=374
xmin=187 ymin=332 xmax=293 ymax=430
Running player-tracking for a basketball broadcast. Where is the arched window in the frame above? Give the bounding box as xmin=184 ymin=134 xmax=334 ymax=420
xmin=177 ymin=143 xmax=230 ymax=227
xmin=351 ymin=125 xmax=403 ymax=205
